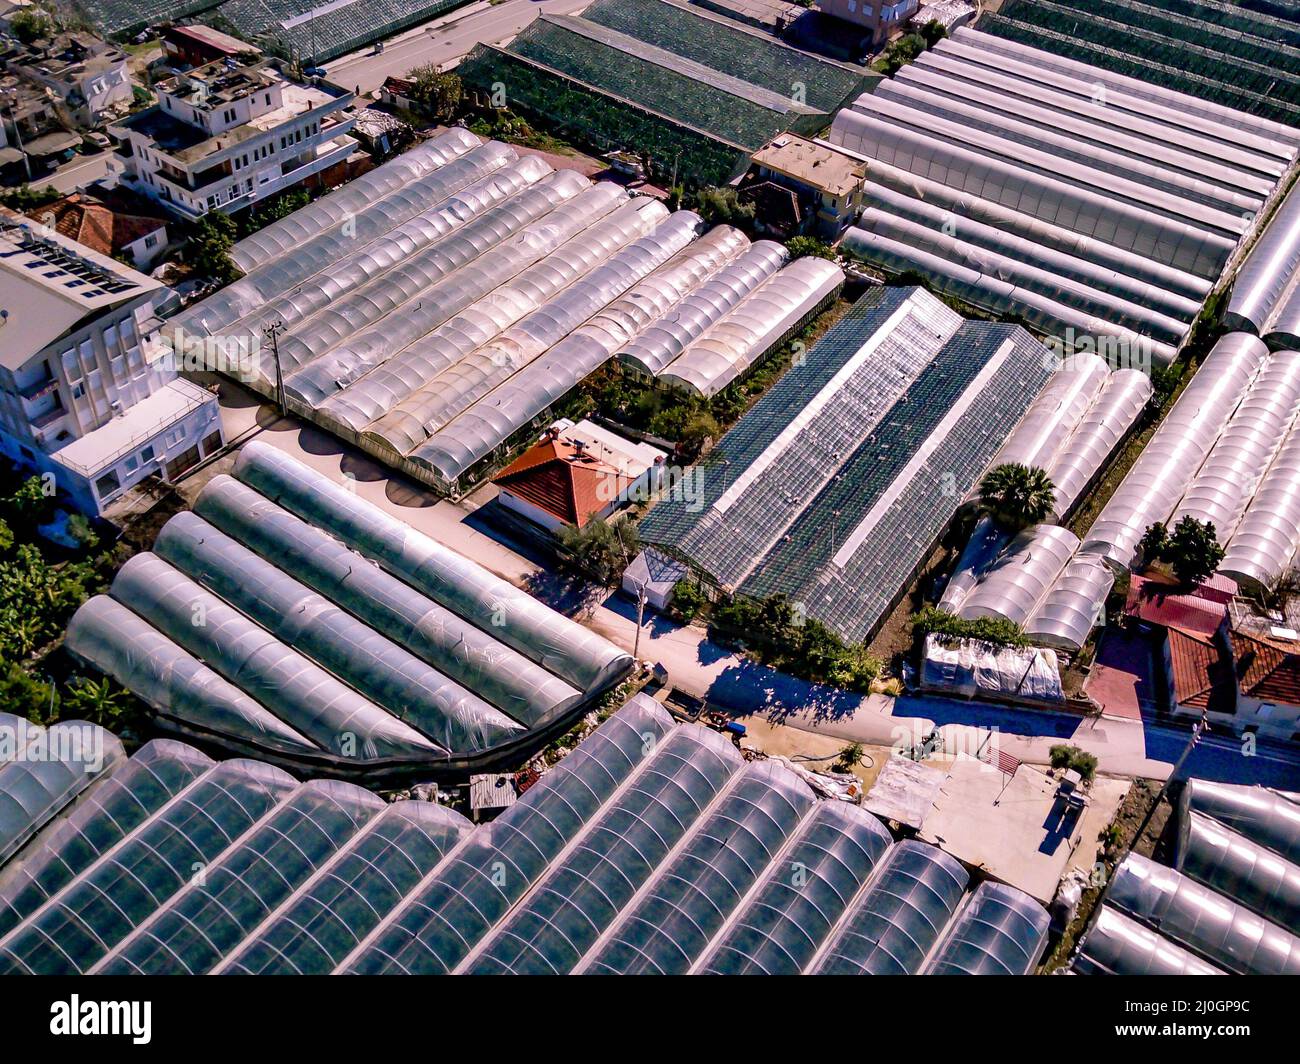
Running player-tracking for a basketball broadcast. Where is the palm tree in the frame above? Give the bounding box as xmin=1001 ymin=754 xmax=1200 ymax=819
xmin=978 ymin=463 xmax=1057 ymax=532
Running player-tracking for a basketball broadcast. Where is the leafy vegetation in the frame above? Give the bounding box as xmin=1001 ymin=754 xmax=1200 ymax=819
xmin=1138 ymin=516 xmax=1224 ymax=585
xmin=668 ymin=578 xmax=707 ymax=623
xmin=786 ymin=235 xmax=836 ymax=260
xmin=874 ymin=22 xmax=947 ymax=73
xmin=9 ymin=9 xmax=55 ymax=44
xmin=978 ymin=463 xmax=1057 ymax=532
xmin=557 ymin=517 xmax=640 ymax=585
xmin=912 ymin=605 xmax=1031 ymax=649
xmin=185 ymin=212 xmax=241 ymax=285
xmin=237 ymin=189 xmax=309 ymax=238
xmin=0 ymin=185 xmax=61 ymax=212
xmin=406 ymin=67 xmax=464 ymax=122
xmin=710 ymin=594 xmax=883 ymax=691
xmin=688 ymin=186 xmax=755 ymax=229
xmin=1050 ymin=743 xmax=1098 ymax=783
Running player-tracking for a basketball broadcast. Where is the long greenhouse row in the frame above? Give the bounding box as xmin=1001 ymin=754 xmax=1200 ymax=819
xmin=1228 ymin=182 xmax=1300 ymax=347
xmin=1073 ymin=780 xmax=1300 ymax=975
xmin=173 ymin=127 xmax=842 ymax=493
xmin=947 ymin=328 xmax=1300 ymax=646
xmin=61 ymin=443 xmax=633 ymax=776
xmin=0 ymin=696 xmax=1051 ymax=976
xmin=830 ymin=27 xmax=1297 ymax=366
xmin=983 ymin=0 xmax=1300 ymax=128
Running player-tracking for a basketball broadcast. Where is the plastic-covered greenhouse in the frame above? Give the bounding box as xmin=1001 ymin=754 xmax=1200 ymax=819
xmin=1227 ymin=185 xmax=1300 ymax=335
xmin=1080 ymin=332 xmax=1268 ymax=570
xmin=1106 ymin=853 xmax=1300 ymax=975
xmin=0 ymin=696 xmax=1053 ymax=976
xmin=826 ymin=26 xmax=1298 ymax=367
xmin=1182 ymin=780 xmax=1300 ymax=867
xmin=175 ymin=131 xmax=819 ymax=494
xmin=924 ymin=882 xmax=1050 ymax=975
xmin=811 ymin=841 xmax=970 ymax=975
xmin=64 ymin=445 xmax=632 ymax=777
xmin=1220 ymin=413 xmax=1300 ymax=593
xmin=1173 ymin=812 xmax=1300 ymax=931
xmin=1024 ymin=555 xmax=1115 ymax=653
xmin=1073 ymin=905 xmax=1225 ymax=976
xmin=958 ymin=525 xmax=1080 ymax=629
xmin=993 ymin=354 xmax=1111 ymax=472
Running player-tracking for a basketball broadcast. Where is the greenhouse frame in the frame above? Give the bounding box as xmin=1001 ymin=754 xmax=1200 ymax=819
xmin=64 ymin=445 xmax=633 ymax=777
xmin=0 ymin=696 xmax=1053 ymax=976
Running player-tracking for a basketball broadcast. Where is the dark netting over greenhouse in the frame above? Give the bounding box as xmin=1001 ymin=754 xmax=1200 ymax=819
xmin=0 ymin=697 xmax=1051 ymax=975
xmin=62 ymin=444 xmax=633 ymax=778
xmin=984 ymin=0 xmax=1300 ymax=127
xmin=638 ymin=287 xmax=1059 ymax=642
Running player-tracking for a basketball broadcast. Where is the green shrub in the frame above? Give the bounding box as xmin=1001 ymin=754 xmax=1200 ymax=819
xmin=669 ymin=578 xmax=707 ymax=623
xmin=912 ymin=605 xmax=1030 ymax=648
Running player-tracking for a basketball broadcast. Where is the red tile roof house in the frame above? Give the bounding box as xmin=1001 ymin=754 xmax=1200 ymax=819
xmin=493 ymin=419 xmax=666 ymax=533
xmin=21 ymin=191 xmax=169 ymax=271
xmin=1137 ymin=574 xmax=1300 ymax=741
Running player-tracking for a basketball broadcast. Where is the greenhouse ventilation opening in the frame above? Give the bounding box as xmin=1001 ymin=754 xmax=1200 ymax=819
xmin=61 ymin=444 xmax=634 ymax=781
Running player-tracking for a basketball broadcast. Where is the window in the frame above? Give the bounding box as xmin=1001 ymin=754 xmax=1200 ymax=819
xmin=95 ymin=469 xmax=120 ymax=500
xmin=72 ymin=382 xmax=84 ymax=400
xmin=124 ymin=455 xmax=138 ymax=472
xmin=140 ymin=445 xmax=155 ymax=464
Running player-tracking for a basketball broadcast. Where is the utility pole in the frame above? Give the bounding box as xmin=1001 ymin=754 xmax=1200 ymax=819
xmin=262 ymin=319 xmax=287 ymax=415
xmin=633 ymin=580 xmax=647 ymax=661
xmin=3 ymin=92 xmax=32 ymax=182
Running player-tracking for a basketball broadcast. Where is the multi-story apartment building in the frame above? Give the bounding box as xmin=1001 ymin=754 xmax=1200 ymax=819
xmin=0 ymin=208 xmax=224 ymax=515
xmin=109 ymin=58 xmax=356 ymax=221
xmin=3 ymin=32 xmax=132 ymax=128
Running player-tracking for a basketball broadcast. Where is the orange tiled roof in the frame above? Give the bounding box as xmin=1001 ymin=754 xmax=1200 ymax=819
xmin=495 ymin=436 xmax=633 ymax=528
xmin=1125 ymin=573 xmax=1228 ymax=637
xmin=1166 ymin=626 xmax=1236 ymax=713
xmin=22 ymin=193 xmax=165 ymax=259
xmin=1230 ymin=629 xmax=1300 ymax=708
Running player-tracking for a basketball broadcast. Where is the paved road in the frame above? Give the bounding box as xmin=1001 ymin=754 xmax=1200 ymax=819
xmin=29 ymin=153 xmax=109 ymax=194
xmin=328 ymin=0 xmax=591 ymax=96
xmin=193 ymin=376 xmax=1300 ymax=789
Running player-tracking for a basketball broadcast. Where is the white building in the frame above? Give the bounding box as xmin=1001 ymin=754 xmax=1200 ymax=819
xmin=4 ymin=32 xmax=132 ymax=128
xmin=0 ymin=209 xmax=224 ymax=515
xmin=110 ymin=58 xmax=357 ymax=221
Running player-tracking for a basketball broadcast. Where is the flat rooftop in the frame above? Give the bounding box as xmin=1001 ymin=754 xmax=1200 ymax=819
xmin=751 ymin=133 xmax=866 ymax=197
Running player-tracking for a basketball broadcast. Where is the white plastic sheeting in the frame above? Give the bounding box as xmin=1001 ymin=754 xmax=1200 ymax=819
xmin=1227 ymin=184 xmax=1300 ymax=334
xmin=958 ymin=524 xmax=1080 ymax=628
xmin=1171 ymin=350 xmax=1300 ymax=545
xmin=1220 ymin=423 xmax=1300 ymax=593
xmin=942 ymin=28 xmax=1300 ymax=160
xmin=1024 ymin=553 xmax=1114 ymax=653
xmin=1044 ymin=369 xmax=1152 ymax=520
xmin=362 ymin=199 xmax=693 ymax=455
xmin=408 ymin=212 xmax=718 ymax=486
xmin=229 ymin=128 xmax=483 ymax=273
xmin=617 ymin=240 xmax=787 ymax=377
xmin=840 ymin=226 xmax=1178 ymax=366
xmin=920 ymin=634 xmax=1064 ymax=702
xmin=179 ymin=139 xmax=515 ymax=338
xmin=994 ymin=353 xmax=1111 ymax=472
xmin=830 ymin=107 xmax=1237 ymax=281
xmin=938 ymin=515 xmax=1008 ymax=613
xmin=154 ymin=511 xmax=525 ymax=753
xmin=231 ymin=442 xmax=632 ymax=693
xmin=108 ymin=553 xmax=442 ymax=761
xmin=1081 ymin=333 xmax=1269 ymax=570
xmin=1074 ymin=905 xmax=1225 ymax=976
xmin=271 ymin=165 xmax=588 ymax=381
xmin=322 ymin=193 xmax=661 ymax=434
xmin=65 ymin=596 xmax=318 ymax=754
xmin=1107 ymin=853 xmax=1300 ymax=976
xmin=658 ymin=256 xmax=844 ymax=396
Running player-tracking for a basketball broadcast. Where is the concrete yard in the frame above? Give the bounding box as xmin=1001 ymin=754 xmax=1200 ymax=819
xmin=919 ymin=759 xmax=1129 ymax=905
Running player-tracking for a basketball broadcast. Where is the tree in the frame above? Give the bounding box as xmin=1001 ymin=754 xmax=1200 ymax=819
xmin=669 ymin=578 xmax=706 ymax=623
xmin=978 ymin=463 xmax=1057 ymax=531
xmin=186 ymin=213 xmax=241 ymax=285
xmin=407 ymin=66 xmax=463 ymax=121
xmin=678 ymin=410 xmax=719 ymax=458
xmin=918 ymin=19 xmax=948 ymax=48
xmin=9 ymin=10 xmax=54 ymax=44
xmin=786 ymin=235 xmax=836 ymax=260
xmin=557 ymin=517 xmax=638 ymax=585
xmin=836 ymin=742 xmax=863 ymax=772
xmin=877 ymin=33 xmax=927 ymax=75
xmin=690 ymin=186 xmax=755 ymax=228
xmin=1140 ymin=516 xmax=1224 ymax=585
